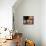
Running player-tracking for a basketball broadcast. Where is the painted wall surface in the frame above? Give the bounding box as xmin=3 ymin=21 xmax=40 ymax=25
xmin=41 ymin=0 xmax=46 ymax=46
xmin=13 ymin=0 xmax=41 ymax=46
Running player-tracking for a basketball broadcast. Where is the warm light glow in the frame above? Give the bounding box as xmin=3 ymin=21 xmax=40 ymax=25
xmin=0 ymin=0 xmax=17 ymax=30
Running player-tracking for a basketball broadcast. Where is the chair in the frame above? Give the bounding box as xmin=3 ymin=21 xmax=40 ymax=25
xmin=15 ymin=33 xmax=23 ymax=46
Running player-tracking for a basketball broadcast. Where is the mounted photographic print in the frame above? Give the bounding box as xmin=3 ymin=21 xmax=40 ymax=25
xmin=23 ymin=16 xmax=34 ymax=25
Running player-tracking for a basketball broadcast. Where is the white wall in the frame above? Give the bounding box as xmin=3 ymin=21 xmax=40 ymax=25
xmin=41 ymin=0 xmax=46 ymax=46
xmin=0 ymin=0 xmax=16 ymax=30
xmin=13 ymin=0 xmax=41 ymax=46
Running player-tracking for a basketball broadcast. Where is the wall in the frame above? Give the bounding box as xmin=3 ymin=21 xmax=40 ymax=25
xmin=0 ymin=0 xmax=16 ymax=30
xmin=13 ymin=0 xmax=41 ymax=46
xmin=41 ymin=0 xmax=46 ymax=46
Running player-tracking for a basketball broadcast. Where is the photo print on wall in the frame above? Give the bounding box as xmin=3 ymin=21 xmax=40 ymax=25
xmin=23 ymin=16 xmax=34 ymax=25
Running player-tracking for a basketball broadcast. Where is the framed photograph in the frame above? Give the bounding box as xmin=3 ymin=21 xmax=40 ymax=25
xmin=23 ymin=16 xmax=34 ymax=25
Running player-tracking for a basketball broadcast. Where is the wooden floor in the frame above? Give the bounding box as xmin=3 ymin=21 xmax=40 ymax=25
xmin=0 ymin=39 xmax=16 ymax=46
